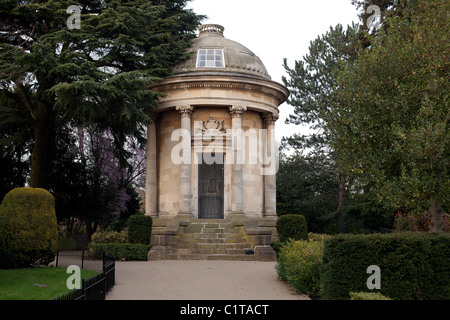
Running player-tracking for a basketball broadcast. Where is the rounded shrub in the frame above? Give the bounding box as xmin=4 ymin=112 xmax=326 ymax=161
xmin=0 ymin=188 xmax=58 ymax=268
xmin=127 ymin=214 xmax=152 ymax=245
xmin=276 ymin=214 xmax=308 ymax=242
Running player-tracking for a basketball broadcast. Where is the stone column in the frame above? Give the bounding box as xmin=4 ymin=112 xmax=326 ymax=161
xmin=145 ymin=115 xmax=158 ymax=217
xmin=263 ymin=113 xmax=278 ymax=219
xmin=176 ymin=105 xmax=194 ymax=216
xmin=229 ymin=105 xmax=246 ymax=217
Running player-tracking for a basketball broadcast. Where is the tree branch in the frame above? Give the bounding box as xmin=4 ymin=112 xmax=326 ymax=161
xmin=2 ymin=89 xmax=36 ymax=127
xmin=17 ymin=83 xmax=37 ymax=120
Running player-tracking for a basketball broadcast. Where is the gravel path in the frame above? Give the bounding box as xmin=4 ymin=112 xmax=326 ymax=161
xmin=105 ymin=260 xmax=309 ymax=300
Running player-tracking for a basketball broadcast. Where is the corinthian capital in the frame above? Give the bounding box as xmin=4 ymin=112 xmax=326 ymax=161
xmin=264 ymin=112 xmax=279 ymax=125
xmin=229 ymin=105 xmax=247 ymax=118
xmin=176 ymin=105 xmax=194 ymax=118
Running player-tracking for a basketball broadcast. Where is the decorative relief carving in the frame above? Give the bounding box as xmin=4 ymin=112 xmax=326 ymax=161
xmin=195 ymin=117 xmax=227 ymax=136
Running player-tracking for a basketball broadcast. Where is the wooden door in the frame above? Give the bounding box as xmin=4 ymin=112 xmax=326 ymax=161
xmin=198 ymin=154 xmax=224 ymax=219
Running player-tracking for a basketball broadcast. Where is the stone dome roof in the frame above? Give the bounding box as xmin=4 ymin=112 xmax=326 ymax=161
xmin=172 ymin=24 xmax=271 ymax=80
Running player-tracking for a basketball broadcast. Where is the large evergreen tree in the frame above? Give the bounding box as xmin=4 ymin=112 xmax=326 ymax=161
xmin=0 ymin=0 xmax=203 ymax=188
xmin=327 ymin=0 xmax=449 ymax=232
xmin=281 ymin=24 xmax=360 ymax=229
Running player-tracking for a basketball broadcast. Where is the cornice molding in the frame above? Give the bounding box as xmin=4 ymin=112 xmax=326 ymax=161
xmin=150 ymin=74 xmax=289 ymax=106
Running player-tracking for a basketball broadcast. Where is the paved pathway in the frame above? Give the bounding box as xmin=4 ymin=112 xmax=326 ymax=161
xmin=106 ymin=260 xmax=309 ymax=300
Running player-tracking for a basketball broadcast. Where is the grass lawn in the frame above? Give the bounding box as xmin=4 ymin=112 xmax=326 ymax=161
xmin=0 ymin=267 xmax=99 ymax=300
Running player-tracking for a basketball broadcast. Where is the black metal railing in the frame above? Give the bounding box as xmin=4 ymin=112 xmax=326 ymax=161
xmin=55 ymin=250 xmax=103 ymax=271
xmin=54 ymin=252 xmax=115 ymax=300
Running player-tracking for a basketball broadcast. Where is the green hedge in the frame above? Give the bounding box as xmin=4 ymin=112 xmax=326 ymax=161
xmin=276 ymin=214 xmax=308 ymax=242
xmin=272 ymin=233 xmax=331 ymax=259
xmin=276 ymin=238 xmax=325 ymax=299
xmin=0 ymin=188 xmax=58 ymax=268
xmin=320 ymin=232 xmax=450 ymax=300
xmin=127 ymin=215 xmax=152 ymax=245
xmin=91 ymin=231 xmax=128 ymax=244
xmin=350 ymin=292 xmax=392 ymax=300
xmin=88 ymin=243 xmax=151 ymax=261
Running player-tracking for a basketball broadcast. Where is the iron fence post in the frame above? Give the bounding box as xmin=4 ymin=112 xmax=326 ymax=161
xmin=81 ymin=278 xmax=86 ymax=300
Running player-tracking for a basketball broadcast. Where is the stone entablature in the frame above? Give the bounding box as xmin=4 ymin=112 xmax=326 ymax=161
xmin=150 ymin=73 xmax=288 ymax=115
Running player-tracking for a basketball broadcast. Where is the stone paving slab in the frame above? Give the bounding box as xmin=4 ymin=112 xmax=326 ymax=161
xmin=106 ymin=260 xmax=309 ymax=300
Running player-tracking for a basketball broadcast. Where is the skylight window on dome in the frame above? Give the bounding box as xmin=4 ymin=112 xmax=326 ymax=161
xmin=196 ymin=49 xmax=224 ymax=68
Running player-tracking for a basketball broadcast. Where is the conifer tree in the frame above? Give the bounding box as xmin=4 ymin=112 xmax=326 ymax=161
xmin=0 ymin=0 xmax=203 ymax=188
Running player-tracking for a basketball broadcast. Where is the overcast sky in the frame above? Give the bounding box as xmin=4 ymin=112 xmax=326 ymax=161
xmin=187 ymin=0 xmax=361 ymax=142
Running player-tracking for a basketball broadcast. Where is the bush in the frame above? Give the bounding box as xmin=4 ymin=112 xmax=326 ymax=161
xmin=270 ymin=241 xmax=286 ymax=259
xmin=276 ymin=237 xmax=326 ymax=299
xmin=0 ymin=188 xmax=58 ymax=268
xmin=320 ymin=232 xmax=450 ymax=300
xmin=276 ymin=214 xmax=308 ymax=242
xmin=88 ymin=243 xmax=151 ymax=261
xmin=91 ymin=231 xmax=128 ymax=244
xmin=350 ymin=292 xmax=392 ymax=300
xmin=307 ymin=232 xmax=332 ymax=242
xmin=127 ymin=214 xmax=152 ymax=245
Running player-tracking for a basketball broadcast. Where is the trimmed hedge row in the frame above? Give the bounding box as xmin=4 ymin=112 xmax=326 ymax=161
xmin=88 ymin=215 xmax=153 ymax=261
xmin=320 ymin=232 xmax=450 ymax=300
xmin=91 ymin=231 xmax=128 ymax=244
xmin=88 ymin=243 xmax=151 ymax=261
xmin=128 ymin=215 xmax=152 ymax=245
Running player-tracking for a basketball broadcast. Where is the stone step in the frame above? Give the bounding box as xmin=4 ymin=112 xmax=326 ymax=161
xmin=174 ymin=242 xmax=251 ymax=251
xmin=173 ymin=247 xmax=253 ymax=255
xmin=182 ymin=226 xmax=241 ymax=234
xmin=167 ymin=253 xmax=257 ymax=261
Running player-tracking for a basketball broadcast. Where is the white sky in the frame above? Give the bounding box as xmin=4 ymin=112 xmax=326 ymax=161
xmin=187 ymin=0 xmax=361 ymax=142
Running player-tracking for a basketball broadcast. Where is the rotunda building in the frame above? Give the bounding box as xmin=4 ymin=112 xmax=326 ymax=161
xmin=145 ymin=25 xmax=289 ymax=260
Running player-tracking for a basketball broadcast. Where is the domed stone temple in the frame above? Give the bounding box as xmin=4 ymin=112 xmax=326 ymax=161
xmin=145 ymin=24 xmax=289 ymax=261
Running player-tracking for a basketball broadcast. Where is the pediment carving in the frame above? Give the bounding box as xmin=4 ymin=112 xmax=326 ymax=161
xmin=195 ymin=117 xmax=227 ymax=135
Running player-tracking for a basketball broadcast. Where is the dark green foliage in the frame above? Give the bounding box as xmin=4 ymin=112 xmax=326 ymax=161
xmin=320 ymin=232 xmax=450 ymax=300
xmin=277 ymin=153 xmax=339 ymax=232
xmin=276 ymin=214 xmax=308 ymax=242
xmin=0 ymin=95 xmax=32 ymax=202
xmin=88 ymin=243 xmax=151 ymax=261
xmin=0 ymin=188 xmax=58 ymax=268
xmin=270 ymin=241 xmax=285 ymax=259
xmin=127 ymin=214 xmax=153 ymax=245
xmin=0 ymin=0 xmax=204 ymax=188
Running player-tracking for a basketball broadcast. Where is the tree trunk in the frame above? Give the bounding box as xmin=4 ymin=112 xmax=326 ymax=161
xmin=30 ymin=102 xmax=55 ymax=189
xmin=337 ymin=172 xmax=346 ymax=232
xmin=429 ymin=202 xmax=443 ymax=233
xmin=85 ymin=217 xmax=93 ymax=240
